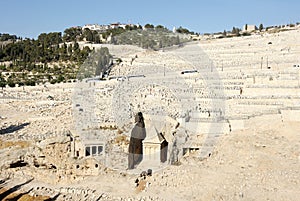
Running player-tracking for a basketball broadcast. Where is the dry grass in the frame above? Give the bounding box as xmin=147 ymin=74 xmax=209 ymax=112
xmin=117 ymin=129 xmax=123 ymax=134
xmin=0 ymin=188 xmax=50 ymax=201
xmin=99 ymin=125 xmax=117 ymax=130
xmin=135 ymin=179 xmax=147 ymax=193
xmin=114 ymin=134 xmax=129 ymax=145
xmin=18 ymin=194 xmax=50 ymax=201
xmin=0 ymin=139 xmax=31 ymax=149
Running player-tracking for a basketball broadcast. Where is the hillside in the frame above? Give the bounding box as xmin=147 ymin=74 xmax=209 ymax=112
xmin=0 ymin=26 xmax=299 ymax=200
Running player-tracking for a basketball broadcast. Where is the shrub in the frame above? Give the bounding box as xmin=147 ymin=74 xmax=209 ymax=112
xmin=7 ymin=80 xmax=16 ymax=87
xmin=25 ymin=79 xmax=36 ymax=86
xmin=18 ymin=82 xmax=25 ymax=86
xmin=50 ymin=79 xmax=57 ymax=84
xmin=0 ymin=81 xmax=6 ymax=88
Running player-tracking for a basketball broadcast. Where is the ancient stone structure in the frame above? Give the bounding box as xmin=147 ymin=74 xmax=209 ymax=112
xmin=143 ymin=127 xmax=168 ymax=164
xmin=128 ymin=112 xmax=146 ymax=169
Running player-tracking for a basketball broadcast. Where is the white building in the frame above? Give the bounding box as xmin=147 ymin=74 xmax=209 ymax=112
xmin=82 ymin=24 xmax=109 ymax=32
xmin=243 ymin=24 xmax=257 ymax=32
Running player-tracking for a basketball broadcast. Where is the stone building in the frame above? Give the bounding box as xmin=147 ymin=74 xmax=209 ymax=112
xmin=143 ymin=123 xmax=168 ymax=165
xmin=71 ymin=135 xmax=105 ymax=159
xmin=243 ymin=24 xmax=257 ymax=32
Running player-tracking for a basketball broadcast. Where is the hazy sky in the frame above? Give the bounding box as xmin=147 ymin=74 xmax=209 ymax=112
xmin=0 ymin=0 xmax=299 ymax=38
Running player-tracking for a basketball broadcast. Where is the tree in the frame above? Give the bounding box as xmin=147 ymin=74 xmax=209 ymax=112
xmin=59 ymin=43 xmax=68 ymax=61
xmin=232 ymin=27 xmax=241 ymax=35
xmin=57 ymin=74 xmax=65 ymax=83
xmin=0 ymin=81 xmax=6 ymax=88
xmin=83 ymin=28 xmax=93 ymax=42
xmin=144 ymin=24 xmax=154 ymax=29
xmin=125 ymin=25 xmax=133 ymax=31
xmin=176 ymin=26 xmax=192 ymax=34
xmin=0 ymin=33 xmax=17 ymax=41
xmin=0 ymin=75 xmax=6 ymax=89
xmin=50 ymin=79 xmax=57 ymax=84
xmin=93 ymin=31 xmax=101 ymax=43
xmin=67 ymin=44 xmax=73 ymax=54
xmin=63 ymin=27 xmax=82 ymax=42
xmin=38 ymin=32 xmax=62 ymax=48
xmin=232 ymin=27 xmax=236 ymax=34
xmin=25 ymin=79 xmax=36 ymax=86
xmin=73 ymin=42 xmax=79 ymax=52
xmin=116 ymin=58 xmax=122 ymax=64
xmin=259 ymin=23 xmax=264 ymax=32
xmin=7 ymin=78 xmax=15 ymax=87
xmin=155 ymin=25 xmax=166 ymax=31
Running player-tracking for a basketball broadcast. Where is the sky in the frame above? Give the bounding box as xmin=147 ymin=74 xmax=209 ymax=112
xmin=0 ymin=0 xmax=299 ymax=39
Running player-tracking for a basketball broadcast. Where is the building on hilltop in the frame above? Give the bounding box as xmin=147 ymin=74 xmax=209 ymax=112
xmin=110 ymin=22 xmax=137 ymax=29
xmin=82 ymin=24 xmax=109 ymax=32
xmin=243 ymin=24 xmax=257 ymax=32
xmin=82 ymin=22 xmax=136 ymax=32
xmin=110 ymin=22 xmax=121 ymax=29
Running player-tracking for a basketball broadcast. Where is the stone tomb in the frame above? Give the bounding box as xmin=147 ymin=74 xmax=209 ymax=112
xmin=142 ymin=122 xmax=168 ymax=166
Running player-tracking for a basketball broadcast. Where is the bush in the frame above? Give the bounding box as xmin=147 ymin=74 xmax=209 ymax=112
xmin=0 ymin=81 xmax=6 ymax=88
xmin=50 ymin=79 xmax=57 ymax=84
xmin=18 ymin=82 xmax=25 ymax=86
xmin=25 ymin=79 xmax=36 ymax=86
xmin=242 ymin=32 xmax=251 ymax=36
xmin=57 ymin=75 xmax=65 ymax=82
xmin=7 ymin=80 xmax=16 ymax=87
xmin=0 ymin=65 xmax=6 ymax=71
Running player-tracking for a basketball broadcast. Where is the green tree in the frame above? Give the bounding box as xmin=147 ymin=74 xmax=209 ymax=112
xmin=73 ymin=42 xmax=79 ymax=51
xmin=176 ymin=26 xmax=193 ymax=34
xmin=93 ymin=31 xmax=101 ymax=43
xmin=25 ymin=79 xmax=36 ymax=86
xmin=57 ymin=74 xmax=65 ymax=83
xmin=63 ymin=27 xmax=82 ymax=42
xmin=7 ymin=78 xmax=15 ymax=87
xmin=0 ymin=33 xmax=17 ymax=41
xmin=155 ymin=25 xmax=165 ymax=30
xmin=0 ymin=75 xmax=6 ymax=89
xmin=67 ymin=44 xmax=73 ymax=54
xmin=232 ymin=27 xmax=241 ymax=35
xmin=83 ymin=28 xmax=93 ymax=42
xmin=125 ymin=25 xmax=133 ymax=30
xmin=259 ymin=24 xmax=264 ymax=32
xmin=59 ymin=43 xmax=68 ymax=61
xmin=232 ymin=27 xmax=236 ymax=34
xmin=50 ymin=79 xmax=57 ymax=84
xmin=144 ymin=24 xmax=154 ymax=29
